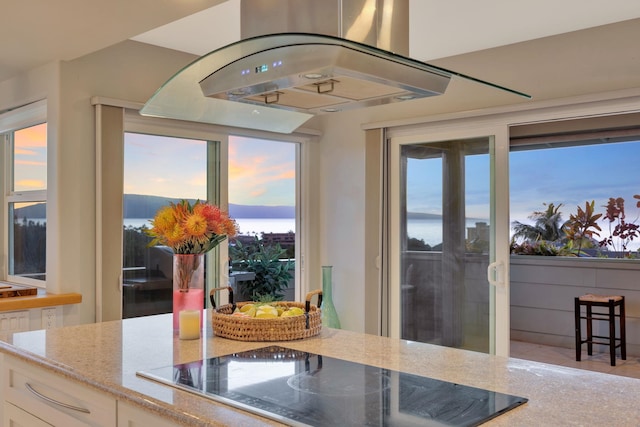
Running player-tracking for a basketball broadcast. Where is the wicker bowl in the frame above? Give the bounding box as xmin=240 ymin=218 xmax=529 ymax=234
xmin=210 ymin=288 xmax=322 ymax=342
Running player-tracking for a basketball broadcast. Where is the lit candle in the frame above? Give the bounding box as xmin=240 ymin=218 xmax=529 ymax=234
xmin=179 ymin=309 xmax=201 ymax=340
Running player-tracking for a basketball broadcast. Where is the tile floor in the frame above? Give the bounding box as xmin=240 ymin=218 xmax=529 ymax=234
xmin=510 ymin=340 xmax=640 ymax=380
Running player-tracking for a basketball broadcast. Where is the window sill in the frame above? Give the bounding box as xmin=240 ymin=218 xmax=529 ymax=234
xmin=0 ymin=289 xmax=82 ymax=312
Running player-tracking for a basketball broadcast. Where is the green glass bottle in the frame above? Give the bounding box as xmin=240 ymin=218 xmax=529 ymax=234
xmin=321 ymin=266 xmax=341 ymax=329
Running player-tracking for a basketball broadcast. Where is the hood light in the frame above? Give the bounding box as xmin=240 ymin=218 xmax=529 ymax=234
xmin=303 ymin=73 xmax=326 ymax=80
xmin=396 ymin=94 xmax=416 ymax=101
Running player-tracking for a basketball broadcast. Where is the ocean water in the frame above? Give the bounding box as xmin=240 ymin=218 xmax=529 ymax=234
xmin=125 ymin=217 xmax=476 ymax=247
xmin=28 ymin=217 xmax=640 ymax=251
xmin=125 ymin=218 xmax=296 ymax=235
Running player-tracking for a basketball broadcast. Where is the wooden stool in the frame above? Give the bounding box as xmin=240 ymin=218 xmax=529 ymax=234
xmin=574 ymin=294 xmax=626 ymax=366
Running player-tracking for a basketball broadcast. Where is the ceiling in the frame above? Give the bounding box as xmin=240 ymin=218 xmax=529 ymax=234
xmin=2 ymin=0 xmax=640 ymax=106
xmin=0 ymin=0 xmax=226 ymax=83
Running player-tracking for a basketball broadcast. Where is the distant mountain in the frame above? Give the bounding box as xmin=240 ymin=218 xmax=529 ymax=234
xmin=13 ymin=202 xmax=46 ymax=219
xmin=121 ymin=194 xmax=295 ymax=219
xmin=13 ymin=198 xmax=466 ymax=221
xmin=12 ymin=195 xmax=295 ymax=219
xmin=406 ymin=212 xmax=442 ymax=220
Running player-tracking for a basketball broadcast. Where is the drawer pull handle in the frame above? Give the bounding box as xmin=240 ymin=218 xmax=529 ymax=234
xmin=25 ymin=382 xmax=91 ymax=414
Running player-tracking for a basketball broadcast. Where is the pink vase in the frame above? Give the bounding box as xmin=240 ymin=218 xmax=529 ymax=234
xmin=173 ymin=253 xmax=204 ymax=334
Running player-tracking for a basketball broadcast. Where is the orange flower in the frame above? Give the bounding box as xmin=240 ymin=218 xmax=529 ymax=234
xmin=151 ymin=206 xmax=178 ymax=234
xmin=163 ymin=222 xmax=187 ymax=248
xmin=146 ymin=199 xmax=237 ymax=254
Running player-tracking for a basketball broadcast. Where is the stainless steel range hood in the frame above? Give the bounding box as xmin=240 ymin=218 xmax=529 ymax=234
xmin=198 ymin=34 xmax=452 ymax=114
xmin=140 ymin=0 xmax=529 ymax=133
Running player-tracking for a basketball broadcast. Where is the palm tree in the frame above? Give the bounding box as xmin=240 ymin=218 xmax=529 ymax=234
xmin=512 ymin=202 xmax=567 ymax=243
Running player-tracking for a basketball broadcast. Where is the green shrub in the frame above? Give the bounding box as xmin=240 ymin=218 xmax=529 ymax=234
xmin=229 ymin=237 xmax=293 ymax=300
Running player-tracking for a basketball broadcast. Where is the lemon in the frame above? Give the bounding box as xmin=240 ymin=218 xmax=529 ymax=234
xmin=239 ymin=303 xmax=255 ymax=313
xmin=239 ymin=304 xmax=257 ymax=317
xmin=255 ymin=311 xmax=278 ymax=319
xmin=282 ymin=307 xmax=304 ymax=317
xmin=255 ymin=305 xmax=278 ymax=318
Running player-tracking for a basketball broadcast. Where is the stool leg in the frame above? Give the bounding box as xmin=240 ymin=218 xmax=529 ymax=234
xmin=620 ymin=297 xmax=627 ymax=361
xmin=575 ymin=297 xmax=581 ymax=362
xmin=586 ymin=304 xmax=593 ymax=356
xmin=609 ymin=299 xmax=616 ymax=366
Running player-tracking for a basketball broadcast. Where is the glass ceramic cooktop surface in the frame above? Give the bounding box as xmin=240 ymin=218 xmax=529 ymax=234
xmin=137 ymin=346 xmax=527 ymax=426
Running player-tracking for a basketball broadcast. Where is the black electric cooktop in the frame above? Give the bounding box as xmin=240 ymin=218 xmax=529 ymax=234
xmin=137 ymin=346 xmax=527 ymax=426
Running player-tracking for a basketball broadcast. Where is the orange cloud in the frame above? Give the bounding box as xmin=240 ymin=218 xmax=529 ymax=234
xmin=274 ymin=169 xmax=295 ymax=180
xmin=15 ymin=123 xmax=47 ymax=148
xmin=250 ymin=188 xmax=267 ymax=198
xmin=16 ymin=160 xmax=45 ymax=166
xmin=15 ymin=148 xmax=38 ymax=156
xmin=15 ymin=179 xmax=45 ymax=189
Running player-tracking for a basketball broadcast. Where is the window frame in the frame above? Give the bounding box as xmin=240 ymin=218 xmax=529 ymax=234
xmin=94 ymin=100 xmax=313 ymax=320
xmin=123 ymin=114 xmax=229 ymax=307
xmin=509 ymin=116 xmax=640 ymax=260
xmin=122 ymin=111 xmax=306 ymax=310
xmin=0 ymin=99 xmax=48 ymax=287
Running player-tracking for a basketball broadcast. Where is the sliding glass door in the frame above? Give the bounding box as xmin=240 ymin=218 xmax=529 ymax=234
xmin=388 ymin=126 xmax=510 ymax=355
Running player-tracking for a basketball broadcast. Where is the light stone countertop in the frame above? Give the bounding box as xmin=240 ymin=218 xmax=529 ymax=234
xmin=1 ymin=312 xmax=639 ymax=426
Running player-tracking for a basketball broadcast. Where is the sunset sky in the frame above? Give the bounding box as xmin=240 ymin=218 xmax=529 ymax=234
xmin=14 ymin=123 xmax=640 ymax=233
xmin=122 ymin=133 xmax=296 ymax=207
xmin=14 ymin=125 xmax=296 ymax=208
xmin=13 ymin=123 xmax=47 ymax=191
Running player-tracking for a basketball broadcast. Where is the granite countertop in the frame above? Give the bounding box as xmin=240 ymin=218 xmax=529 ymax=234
xmin=1 ymin=313 xmax=640 ymax=426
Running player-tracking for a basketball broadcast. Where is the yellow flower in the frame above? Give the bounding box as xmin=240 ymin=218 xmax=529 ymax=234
xmin=152 ymin=206 xmax=178 ymax=233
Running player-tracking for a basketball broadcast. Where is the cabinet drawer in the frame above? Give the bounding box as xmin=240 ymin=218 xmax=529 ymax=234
xmin=117 ymin=401 xmax=177 ymax=427
xmin=4 ymin=401 xmax=53 ymax=427
xmin=3 ymin=355 xmax=116 ymax=427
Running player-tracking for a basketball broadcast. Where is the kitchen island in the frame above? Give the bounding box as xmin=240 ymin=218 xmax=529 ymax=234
xmin=0 ymin=312 xmax=639 ymax=426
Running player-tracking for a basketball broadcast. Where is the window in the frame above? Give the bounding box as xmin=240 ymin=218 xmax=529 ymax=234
xmin=510 ymin=114 xmax=640 ymax=258
xmin=0 ymin=100 xmax=47 ymax=286
xmin=228 ymin=136 xmax=298 ymax=302
xmin=114 ymin=108 xmax=307 ymax=319
xmin=122 ymin=132 xmax=209 ymax=318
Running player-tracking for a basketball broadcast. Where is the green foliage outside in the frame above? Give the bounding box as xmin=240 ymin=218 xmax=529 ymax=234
xmin=122 ymin=226 xmax=294 ymax=299
xmin=511 ymin=196 xmax=640 ymax=258
xmin=123 ymin=225 xmax=154 ymax=270
xmin=229 ymin=236 xmax=293 ymax=301
xmin=408 ymin=237 xmax=431 ymax=251
xmin=12 ymin=218 xmax=46 ymax=279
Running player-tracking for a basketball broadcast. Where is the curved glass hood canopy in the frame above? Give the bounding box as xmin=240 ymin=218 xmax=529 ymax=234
xmin=140 ymin=33 xmax=530 ymax=134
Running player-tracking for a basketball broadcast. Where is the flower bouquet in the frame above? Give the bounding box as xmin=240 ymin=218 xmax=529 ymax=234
xmin=147 ymin=200 xmax=238 ymax=332
xmin=147 ymin=199 xmax=238 ymax=256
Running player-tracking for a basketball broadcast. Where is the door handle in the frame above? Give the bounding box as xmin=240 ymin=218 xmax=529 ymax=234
xmin=487 ymin=261 xmax=504 ymax=287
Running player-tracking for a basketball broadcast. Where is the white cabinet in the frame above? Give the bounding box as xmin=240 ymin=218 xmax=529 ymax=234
xmin=117 ymin=401 xmax=177 ymax=427
xmin=3 ymin=355 xmax=116 ymax=427
xmin=4 ymin=401 xmax=53 ymax=426
xmin=2 ymin=354 xmax=190 ymax=426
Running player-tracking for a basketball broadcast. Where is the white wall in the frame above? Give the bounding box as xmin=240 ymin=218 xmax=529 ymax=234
xmin=313 ymin=113 xmax=368 ymax=332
